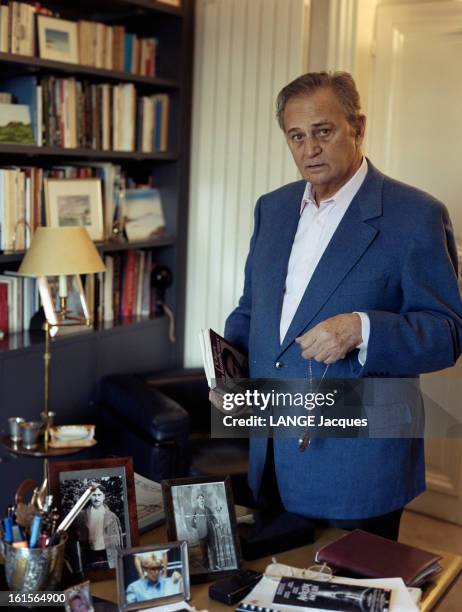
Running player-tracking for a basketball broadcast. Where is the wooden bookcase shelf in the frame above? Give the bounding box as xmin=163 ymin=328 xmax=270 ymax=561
xmin=0 ymin=52 xmax=181 ymax=89
xmin=0 ymin=144 xmax=179 ymax=162
xmin=0 ymin=0 xmax=194 ymax=497
xmin=0 ymin=235 xmax=175 ymax=263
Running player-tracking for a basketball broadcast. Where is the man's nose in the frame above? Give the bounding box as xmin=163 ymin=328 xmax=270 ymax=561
xmin=303 ymin=137 xmax=321 ymax=157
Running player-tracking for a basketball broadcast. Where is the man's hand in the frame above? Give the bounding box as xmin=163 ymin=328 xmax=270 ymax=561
xmin=296 ymin=313 xmax=362 ymax=364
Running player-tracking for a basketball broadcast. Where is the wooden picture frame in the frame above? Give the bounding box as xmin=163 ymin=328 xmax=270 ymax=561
xmin=162 ymin=475 xmax=241 ymax=583
xmin=48 ymin=457 xmax=139 ymax=581
xmin=45 ymin=178 xmax=104 ymax=242
xmin=116 ymin=541 xmax=190 ymax=611
xmin=37 ymin=15 xmax=79 ymax=64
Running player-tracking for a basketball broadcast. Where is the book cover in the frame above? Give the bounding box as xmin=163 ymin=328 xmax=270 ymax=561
xmin=200 ymin=328 xmax=248 ymax=390
xmin=0 ymin=102 xmax=34 ymax=144
xmin=123 ymin=187 xmax=166 ymax=242
xmin=273 ymin=577 xmax=391 ymax=612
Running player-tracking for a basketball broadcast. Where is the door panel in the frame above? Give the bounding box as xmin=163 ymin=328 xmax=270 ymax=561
xmin=369 ymin=1 xmax=462 ymax=523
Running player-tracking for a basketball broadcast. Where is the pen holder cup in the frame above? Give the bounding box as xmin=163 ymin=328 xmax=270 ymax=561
xmin=0 ymin=534 xmax=67 ymax=592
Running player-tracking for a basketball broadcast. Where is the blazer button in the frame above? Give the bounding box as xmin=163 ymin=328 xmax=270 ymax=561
xmin=275 ymin=361 xmax=284 ymax=369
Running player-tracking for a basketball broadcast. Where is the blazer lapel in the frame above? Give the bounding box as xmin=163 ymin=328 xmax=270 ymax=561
xmin=264 ymin=181 xmax=305 ymax=355
xmin=279 ymin=161 xmax=384 ymax=353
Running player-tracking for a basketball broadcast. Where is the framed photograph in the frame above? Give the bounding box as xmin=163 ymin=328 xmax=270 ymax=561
xmin=117 ymin=542 xmax=190 ymax=611
xmin=64 ymin=580 xmax=94 ymax=612
xmin=48 ymin=457 xmax=139 ymax=581
xmin=162 ymin=475 xmax=241 ymax=583
xmin=37 ymin=15 xmax=78 ymax=63
xmin=45 ymin=178 xmax=104 ymax=241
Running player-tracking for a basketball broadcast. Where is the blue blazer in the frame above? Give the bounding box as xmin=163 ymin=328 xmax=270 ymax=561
xmin=224 ymin=161 xmax=462 ymax=519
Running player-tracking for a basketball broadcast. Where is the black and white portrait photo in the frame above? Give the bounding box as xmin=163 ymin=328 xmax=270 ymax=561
xmin=117 ymin=542 xmax=190 ymax=612
xmin=49 ymin=457 xmax=138 ymax=580
xmin=163 ymin=476 xmax=240 ymax=581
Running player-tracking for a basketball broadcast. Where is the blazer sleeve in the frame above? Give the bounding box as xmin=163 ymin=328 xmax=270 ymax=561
xmin=224 ymin=196 xmax=262 ymax=353
xmin=363 ymin=202 xmax=462 ymax=375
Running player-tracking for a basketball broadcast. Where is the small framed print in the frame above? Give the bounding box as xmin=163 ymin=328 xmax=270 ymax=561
xmin=117 ymin=542 xmax=190 ymax=611
xmin=45 ymin=178 xmax=104 ymax=242
xmin=48 ymin=457 xmax=139 ymax=581
xmin=37 ymin=15 xmax=79 ymax=64
xmin=64 ymin=580 xmax=94 ymax=612
xmin=162 ymin=475 xmax=241 ymax=583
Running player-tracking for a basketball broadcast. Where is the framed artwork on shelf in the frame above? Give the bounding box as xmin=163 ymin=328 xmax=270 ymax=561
xmin=116 ymin=542 xmax=190 ymax=611
xmin=162 ymin=475 xmax=241 ymax=583
xmin=64 ymin=580 xmax=94 ymax=612
xmin=45 ymin=178 xmax=104 ymax=241
xmin=37 ymin=15 xmax=79 ymax=64
xmin=48 ymin=456 xmax=139 ymax=581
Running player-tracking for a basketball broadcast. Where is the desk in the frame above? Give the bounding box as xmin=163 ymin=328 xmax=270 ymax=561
xmin=91 ymin=526 xmax=462 ymax=611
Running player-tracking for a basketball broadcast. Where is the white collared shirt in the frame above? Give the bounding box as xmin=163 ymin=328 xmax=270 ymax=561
xmin=280 ymin=157 xmax=370 ymax=364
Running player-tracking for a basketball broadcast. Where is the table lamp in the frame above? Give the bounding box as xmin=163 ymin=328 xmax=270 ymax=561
xmin=18 ymin=227 xmax=106 ymax=445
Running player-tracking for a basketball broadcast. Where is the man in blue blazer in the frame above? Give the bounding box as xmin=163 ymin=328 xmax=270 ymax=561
xmin=223 ymin=72 xmax=462 ymax=539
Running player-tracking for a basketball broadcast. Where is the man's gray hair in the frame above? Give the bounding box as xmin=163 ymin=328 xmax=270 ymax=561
xmin=276 ymin=71 xmax=362 ymax=130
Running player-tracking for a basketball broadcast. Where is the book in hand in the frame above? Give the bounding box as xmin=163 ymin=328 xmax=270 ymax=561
xmin=315 ymin=529 xmax=442 ymax=587
xmin=273 ymin=577 xmax=391 ymax=612
xmin=199 ymin=328 xmax=248 ymax=391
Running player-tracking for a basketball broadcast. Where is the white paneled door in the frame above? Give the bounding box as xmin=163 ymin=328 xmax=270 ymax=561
xmin=369 ymin=1 xmax=462 ymax=523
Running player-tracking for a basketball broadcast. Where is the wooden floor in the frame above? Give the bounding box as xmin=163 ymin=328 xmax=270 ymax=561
xmin=400 ymin=510 xmax=462 ymax=610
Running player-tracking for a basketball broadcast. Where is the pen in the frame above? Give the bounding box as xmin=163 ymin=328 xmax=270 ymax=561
xmin=29 ymin=515 xmax=42 ymax=548
xmin=3 ymin=517 xmax=13 ymax=544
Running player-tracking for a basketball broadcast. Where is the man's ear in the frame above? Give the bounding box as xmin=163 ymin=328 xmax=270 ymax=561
xmin=355 ymin=115 xmax=366 ymax=142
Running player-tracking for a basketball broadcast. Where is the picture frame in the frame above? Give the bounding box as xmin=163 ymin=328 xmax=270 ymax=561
xmin=116 ymin=542 xmax=190 ymax=611
xmin=48 ymin=457 xmax=139 ymax=581
xmin=45 ymin=178 xmax=104 ymax=242
xmin=162 ymin=475 xmax=241 ymax=583
xmin=37 ymin=15 xmax=79 ymax=64
xmin=64 ymin=580 xmax=94 ymax=612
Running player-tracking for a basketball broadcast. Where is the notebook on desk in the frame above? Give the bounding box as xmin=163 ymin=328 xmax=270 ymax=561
xmin=315 ymin=529 xmax=442 ymax=587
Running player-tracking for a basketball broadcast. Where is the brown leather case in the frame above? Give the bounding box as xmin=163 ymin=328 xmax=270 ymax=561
xmin=315 ymin=529 xmax=442 ymax=586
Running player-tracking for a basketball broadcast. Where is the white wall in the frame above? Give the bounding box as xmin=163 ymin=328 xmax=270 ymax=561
xmin=184 ymin=0 xmax=310 ymax=367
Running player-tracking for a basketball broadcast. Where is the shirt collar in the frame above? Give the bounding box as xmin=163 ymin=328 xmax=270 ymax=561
xmin=300 ymin=157 xmax=368 ymax=214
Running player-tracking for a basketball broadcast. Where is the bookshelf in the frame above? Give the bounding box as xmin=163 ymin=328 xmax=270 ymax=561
xmin=0 ymin=0 xmax=194 ymax=496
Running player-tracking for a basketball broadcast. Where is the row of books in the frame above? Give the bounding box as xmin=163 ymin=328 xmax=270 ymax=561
xmin=0 ymin=163 xmax=127 ymax=250
xmin=0 ymin=250 xmax=163 ymax=335
xmin=0 ymin=75 xmax=170 ymax=152
xmin=0 ymin=2 xmax=158 ymax=77
xmin=78 ymin=22 xmax=157 ymax=76
xmin=0 ymin=273 xmax=38 ymax=335
xmin=88 ymin=251 xmax=161 ymax=323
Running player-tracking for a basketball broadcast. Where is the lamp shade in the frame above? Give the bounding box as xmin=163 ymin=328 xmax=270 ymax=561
xmin=18 ymin=227 xmax=106 ymax=276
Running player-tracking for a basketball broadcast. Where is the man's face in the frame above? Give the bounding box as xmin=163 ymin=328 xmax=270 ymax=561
xmin=144 ymin=564 xmax=161 ymax=583
xmin=70 ymin=597 xmax=88 ymax=612
xmin=197 ymin=495 xmax=205 ymax=509
xmin=90 ymin=488 xmax=105 ymax=508
xmin=283 ymin=87 xmax=365 ymax=201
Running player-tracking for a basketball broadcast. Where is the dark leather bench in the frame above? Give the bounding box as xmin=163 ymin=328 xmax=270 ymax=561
xmin=98 ymin=369 xmax=253 ymax=506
